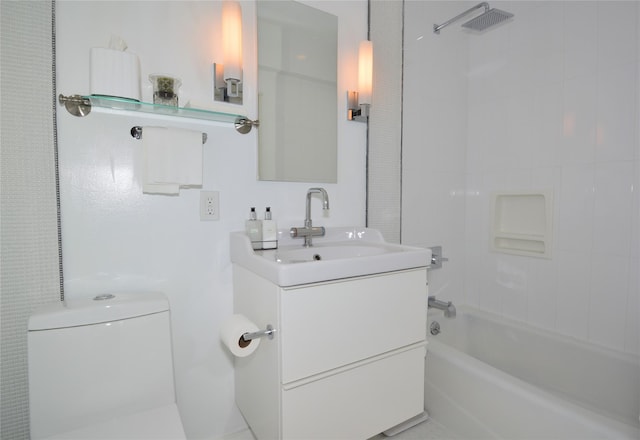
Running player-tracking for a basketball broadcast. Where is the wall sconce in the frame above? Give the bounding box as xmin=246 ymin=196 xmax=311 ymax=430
xmin=347 ymin=40 xmax=373 ymax=122
xmin=214 ymin=0 xmax=243 ymax=104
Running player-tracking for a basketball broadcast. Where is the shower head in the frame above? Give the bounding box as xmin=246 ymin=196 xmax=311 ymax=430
xmin=433 ymin=2 xmax=513 ymax=35
xmin=462 ymin=7 xmax=513 ymax=32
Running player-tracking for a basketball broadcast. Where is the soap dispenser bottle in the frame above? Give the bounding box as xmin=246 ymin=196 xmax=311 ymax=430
xmin=262 ymin=207 xmax=278 ymax=249
xmin=245 ymin=207 xmax=263 ymax=250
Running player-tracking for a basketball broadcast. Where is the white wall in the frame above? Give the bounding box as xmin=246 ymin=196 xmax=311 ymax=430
xmin=402 ymin=1 xmax=639 ymax=355
xmin=55 ymin=1 xmax=367 ymax=438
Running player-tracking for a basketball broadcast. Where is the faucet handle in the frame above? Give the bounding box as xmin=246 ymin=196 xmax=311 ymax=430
xmin=290 ymin=226 xmax=326 ymax=241
xmin=429 ymin=245 xmax=448 ymax=270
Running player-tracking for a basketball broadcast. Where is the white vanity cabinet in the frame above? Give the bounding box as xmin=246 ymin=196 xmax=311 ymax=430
xmin=233 ymin=265 xmax=427 ymax=440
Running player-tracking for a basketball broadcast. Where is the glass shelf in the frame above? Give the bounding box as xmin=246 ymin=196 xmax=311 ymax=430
xmin=84 ymin=95 xmax=244 ymax=124
xmin=58 ymin=94 xmax=258 ymax=133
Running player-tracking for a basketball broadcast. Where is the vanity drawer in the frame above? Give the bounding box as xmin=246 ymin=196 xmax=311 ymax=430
xmin=281 ymin=345 xmax=426 ymax=439
xmin=280 ymin=269 xmax=427 ymax=383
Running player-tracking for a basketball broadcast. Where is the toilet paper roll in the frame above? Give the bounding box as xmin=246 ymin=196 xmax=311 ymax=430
xmin=220 ymin=314 xmax=261 ymax=357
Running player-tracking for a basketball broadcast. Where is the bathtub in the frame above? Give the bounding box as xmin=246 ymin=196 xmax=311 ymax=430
xmin=425 ymin=306 xmax=640 ymax=439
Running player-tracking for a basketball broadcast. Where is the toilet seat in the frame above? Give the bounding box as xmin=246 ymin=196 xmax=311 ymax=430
xmin=42 ymin=404 xmax=186 ymax=440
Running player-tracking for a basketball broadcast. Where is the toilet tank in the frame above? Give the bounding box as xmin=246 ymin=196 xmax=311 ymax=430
xmin=28 ymin=292 xmax=177 ymax=439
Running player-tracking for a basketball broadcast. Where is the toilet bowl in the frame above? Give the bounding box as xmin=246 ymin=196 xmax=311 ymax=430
xmin=28 ymin=292 xmax=186 ymax=439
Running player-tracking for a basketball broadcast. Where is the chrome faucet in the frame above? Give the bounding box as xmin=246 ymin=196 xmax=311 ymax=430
xmin=428 ymin=296 xmax=456 ymax=318
xmin=290 ymin=187 xmax=330 ymax=247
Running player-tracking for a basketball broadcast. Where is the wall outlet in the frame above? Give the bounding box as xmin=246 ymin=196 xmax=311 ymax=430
xmin=200 ymin=191 xmax=220 ymax=221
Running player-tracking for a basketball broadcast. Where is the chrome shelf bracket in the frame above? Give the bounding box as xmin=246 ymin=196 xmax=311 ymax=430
xmin=235 ymin=117 xmax=260 ymax=134
xmin=59 ymin=94 xmax=92 ymax=117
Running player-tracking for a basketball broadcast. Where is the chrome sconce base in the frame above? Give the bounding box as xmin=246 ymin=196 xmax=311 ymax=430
xmin=213 ymin=63 xmax=243 ymax=105
xmin=347 ymin=91 xmax=369 ymax=122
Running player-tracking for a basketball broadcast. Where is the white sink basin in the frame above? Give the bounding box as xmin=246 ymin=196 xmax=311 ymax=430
xmin=230 ymin=227 xmax=431 ymax=286
xmin=275 ymin=243 xmax=388 ymax=263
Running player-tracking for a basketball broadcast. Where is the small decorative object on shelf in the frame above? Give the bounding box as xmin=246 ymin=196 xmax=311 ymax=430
xmin=149 ymin=74 xmax=181 ymax=107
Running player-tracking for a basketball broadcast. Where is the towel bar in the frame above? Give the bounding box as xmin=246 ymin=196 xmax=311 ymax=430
xmin=130 ymin=126 xmax=207 ymax=144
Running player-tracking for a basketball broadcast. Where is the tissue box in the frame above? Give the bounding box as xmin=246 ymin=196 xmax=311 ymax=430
xmin=90 ymin=47 xmax=141 ymax=101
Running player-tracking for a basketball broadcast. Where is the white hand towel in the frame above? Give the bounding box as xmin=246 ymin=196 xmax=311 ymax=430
xmin=142 ymin=127 xmax=203 ymax=195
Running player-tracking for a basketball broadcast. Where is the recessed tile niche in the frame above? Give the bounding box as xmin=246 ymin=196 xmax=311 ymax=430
xmin=490 ymin=191 xmax=553 ymax=259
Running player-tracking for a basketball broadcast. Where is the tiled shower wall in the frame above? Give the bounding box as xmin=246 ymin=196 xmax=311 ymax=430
xmin=368 ymin=0 xmax=403 ymax=243
xmin=401 ymin=1 xmax=639 ymax=354
xmin=0 ymin=1 xmax=62 ymax=438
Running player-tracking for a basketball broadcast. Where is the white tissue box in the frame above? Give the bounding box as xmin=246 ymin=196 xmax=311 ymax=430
xmin=90 ymin=47 xmax=141 ymax=101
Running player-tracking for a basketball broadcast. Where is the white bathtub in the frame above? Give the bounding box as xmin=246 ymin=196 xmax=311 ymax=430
xmin=425 ymin=306 xmax=640 ymax=439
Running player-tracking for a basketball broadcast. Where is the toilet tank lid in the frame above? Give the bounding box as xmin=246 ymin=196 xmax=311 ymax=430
xmin=28 ymin=292 xmax=170 ymax=331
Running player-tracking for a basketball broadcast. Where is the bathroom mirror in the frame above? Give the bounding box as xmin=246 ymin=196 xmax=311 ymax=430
xmin=257 ymin=1 xmax=338 ymax=182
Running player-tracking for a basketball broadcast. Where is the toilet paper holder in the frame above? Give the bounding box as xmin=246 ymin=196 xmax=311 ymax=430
xmin=241 ymin=324 xmax=276 ymax=342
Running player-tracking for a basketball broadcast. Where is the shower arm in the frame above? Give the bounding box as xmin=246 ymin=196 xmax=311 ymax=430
xmin=433 ymin=2 xmax=489 ymax=34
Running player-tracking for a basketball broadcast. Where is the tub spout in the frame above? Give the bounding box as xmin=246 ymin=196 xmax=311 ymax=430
xmin=428 ymin=296 xmax=456 ymax=318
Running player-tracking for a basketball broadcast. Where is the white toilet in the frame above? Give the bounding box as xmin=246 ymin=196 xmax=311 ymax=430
xmin=28 ymin=291 xmax=186 ymax=439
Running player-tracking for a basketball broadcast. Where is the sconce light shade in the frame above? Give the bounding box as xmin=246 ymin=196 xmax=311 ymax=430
xmin=214 ymin=1 xmax=243 ymax=104
xmin=347 ymin=39 xmax=373 ymax=122
xmin=222 ymin=0 xmax=242 ymax=83
xmin=357 ymin=40 xmax=373 ymax=105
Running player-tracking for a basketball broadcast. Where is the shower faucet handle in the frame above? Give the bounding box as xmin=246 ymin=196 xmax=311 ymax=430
xmin=429 ymin=245 xmax=448 ymax=270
